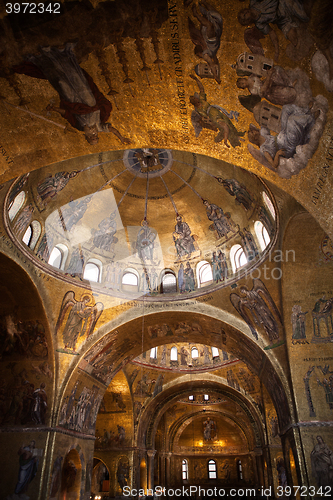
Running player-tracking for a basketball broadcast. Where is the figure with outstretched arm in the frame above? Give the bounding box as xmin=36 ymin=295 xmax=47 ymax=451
xmin=13 ymin=43 xmax=131 ymax=146
xmin=46 ymin=103 xmax=130 ymax=145
xmin=190 ymin=73 xmax=245 ymax=148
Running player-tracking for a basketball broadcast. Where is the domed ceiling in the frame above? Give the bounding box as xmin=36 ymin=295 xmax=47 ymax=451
xmin=0 ymin=0 xmax=332 ymax=238
xmin=4 ymin=150 xmax=277 ymax=299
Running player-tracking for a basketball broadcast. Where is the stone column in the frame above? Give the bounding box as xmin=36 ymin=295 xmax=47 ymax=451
xmin=147 ymin=450 xmax=156 ymax=494
xmin=165 ymin=452 xmax=172 ymax=489
xmin=159 ymin=452 xmax=166 ymax=486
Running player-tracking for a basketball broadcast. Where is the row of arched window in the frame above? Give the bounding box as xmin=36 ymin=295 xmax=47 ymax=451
xmin=19 ymin=226 xmax=269 ymax=290
xmin=43 ymin=229 xmax=269 ymax=288
xmin=188 ymin=394 xmax=210 ymax=401
xmin=9 ymin=190 xmax=274 ymax=291
xmin=149 ymin=346 xmax=219 ymax=360
xmin=182 ymin=459 xmax=243 ymax=480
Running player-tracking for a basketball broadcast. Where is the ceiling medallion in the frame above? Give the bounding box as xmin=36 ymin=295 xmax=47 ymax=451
xmin=123 ymin=148 xmax=173 ymax=178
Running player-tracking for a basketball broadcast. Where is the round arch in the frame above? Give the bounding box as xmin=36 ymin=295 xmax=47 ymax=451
xmin=55 ymin=307 xmax=293 ymax=438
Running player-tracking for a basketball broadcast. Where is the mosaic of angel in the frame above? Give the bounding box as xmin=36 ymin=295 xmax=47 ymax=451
xmin=56 ymin=292 xmax=103 ymax=352
xmin=230 ymin=279 xmax=282 ymax=343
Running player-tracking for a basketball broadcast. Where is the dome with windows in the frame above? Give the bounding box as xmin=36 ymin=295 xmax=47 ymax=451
xmin=5 ymin=149 xmax=277 ymax=300
xmin=133 ymin=342 xmax=237 ymax=372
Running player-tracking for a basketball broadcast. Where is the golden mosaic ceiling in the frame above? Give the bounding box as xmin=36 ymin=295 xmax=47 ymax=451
xmin=0 ymin=0 xmax=332 ymax=237
xmin=4 ymin=150 xmax=277 ymax=298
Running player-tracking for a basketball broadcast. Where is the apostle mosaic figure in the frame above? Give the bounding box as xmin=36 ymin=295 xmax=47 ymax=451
xmin=212 ymin=252 xmax=220 ymax=282
xmin=240 ymin=228 xmax=258 ymax=261
xmin=291 ymin=305 xmax=308 ymax=340
xmin=136 ymin=220 xmax=157 ymax=262
xmin=91 ymin=212 xmax=117 ymax=253
xmin=219 ymin=178 xmax=254 ymax=211
xmin=61 ymin=196 xmax=92 ymax=232
xmin=184 ymin=261 xmax=196 ymax=292
xmin=12 ymin=440 xmax=40 ymax=497
xmin=213 ymin=250 xmax=228 ymax=281
xmin=65 ymin=248 xmax=85 ymax=279
xmin=37 ymin=171 xmax=79 ymax=207
xmin=316 ymin=376 xmax=333 ymax=410
xmin=173 ymin=215 xmax=196 ymax=259
xmin=203 ymin=416 xmax=217 ymax=441
xmin=178 ymin=262 xmax=185 ymax=292
xmin=13 ymin=204 xmax=34 ymax=235
xmin=311 ymin=436 xmax=333 ymax=488
xmin=218 ymin=250 xmax=228 ymax=280
xmin=36 ymin=233 xmax=53 ymax=262
xmin=312 ymin=295 xmax=333 ymax=339
xmin=31 ymin=382 xmax=48 ymax=425
xmin=203 ymin=200 xmax=236 ymax=239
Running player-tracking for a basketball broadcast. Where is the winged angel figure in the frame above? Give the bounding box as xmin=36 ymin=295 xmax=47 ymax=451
xmin=230 ymin=279 xmax=282 ymax=344
xmin=56 ymin=291 xmax=104 ymax=352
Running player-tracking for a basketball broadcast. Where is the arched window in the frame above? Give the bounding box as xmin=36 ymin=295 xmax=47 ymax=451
xmin=84 ymin=259 xmax=102 ymax=282
xmin=254 ymin=220 xmax=270 ymax=251
xmin=188 ymin=395 xmax=194 ymax=401
xmin=161 ymin=271 xmax=177 ymax=294
xmin=22 ymin=220 xmax=41 ymax=250
xmin=48 ymin=244 xmax=68 ymax=270
xmin=170 ymin=346 xmax=178 ymax=361
xmin=196 ymin=260 xmax=213 ymax=287
xmin=30 ymin=221 xmax=42 ymax=250
xmin=84 ymin=262 xmax=100 ymax=282
xmin=191 ymin=347 xmax=199 ymax=359
xmin=22 ymin=225 xmax=32 ymax=246
xmin=48 ymin=246 xmax=62 ymax=268
xmin=122 ymin=269 xmax=139 ymax=286
xmin=9 ymin=191 xmax=25 ymax=221
xmin=237 ymin=460 xmax=243 ymax=480
xmin=211 ymin=347 xmax=219 ymax=358
xmin=230 ymin=244 xmax=247 ymax=273
xmin=150 ymin=347 xmax=157 ymax=359
xmin=262 ymin=191 xmax=276 ymax=219
xmin=122 ymin=268 xmax=139 ymax=292
xmin=204 ymin=394 xmax=209 ymax=401
xmin=208 ymin=460 xmax=217 ymax=479
xmin=182 ymin=459 xmax=188 ymax=480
